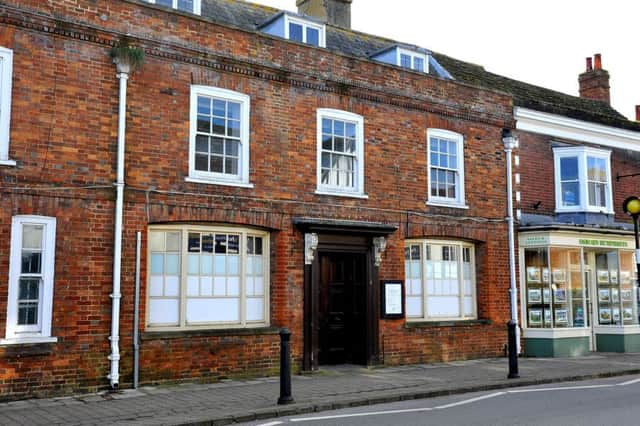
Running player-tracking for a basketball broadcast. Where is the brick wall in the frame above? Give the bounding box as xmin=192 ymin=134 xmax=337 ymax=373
xmin=0 ymin=0 xmax=514 ymax=399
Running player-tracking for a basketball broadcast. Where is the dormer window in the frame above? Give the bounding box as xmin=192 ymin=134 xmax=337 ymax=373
xmin=145 ymin=0 xmax=201 ymax=15
xmin=398 ymin=49 xmax=428 ymax=73
xmin=260 ymin=13 xmax=326 ymax=48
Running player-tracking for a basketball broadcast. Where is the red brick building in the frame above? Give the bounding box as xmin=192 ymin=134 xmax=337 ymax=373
xmin=5 ymin=0 xmax=632 ymax=400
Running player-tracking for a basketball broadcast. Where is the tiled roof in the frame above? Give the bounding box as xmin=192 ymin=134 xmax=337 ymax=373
xmin=199 ymin=0 xmax=640 ymax=131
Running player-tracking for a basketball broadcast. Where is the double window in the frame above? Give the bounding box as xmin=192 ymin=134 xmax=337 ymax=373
xmin=404 ymin=240 xmax=476 ymax=321
xmin=427 ymin=129 xmax=466 ymax=207
xmin=285 ymin=16 xmax=325 ymax=47
xmin=188 ymin=86 xmax=252 ymax=187
xmin=3 ymin=216 xmax=57 ymax=344
xmin=145 ymin=0 xmax=201 ymax=14
xmin=398 ymin=49 xmax=428 ymax=73
xmin=147 ymin=226 xmax=269 ymax=330
xmin=553 ymin=146 xmax=612 ymax=213
xmin=316 ymin=109 xmax=366 ymax=197
xmin=0 ymin=46 xmax=13 ymax=165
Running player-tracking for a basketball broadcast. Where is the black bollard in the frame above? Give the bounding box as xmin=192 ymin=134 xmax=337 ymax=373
xmin=507 ymin=320 xmax=519 ymax=379
xmin=277 ymin=328 xmax=294 ymax=405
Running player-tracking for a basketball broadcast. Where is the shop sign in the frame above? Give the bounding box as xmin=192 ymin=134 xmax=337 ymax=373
xmin=578 ymin=239 xmax=629 ymax=248
xmin=522 ymin=235 xmax=550 ymax=247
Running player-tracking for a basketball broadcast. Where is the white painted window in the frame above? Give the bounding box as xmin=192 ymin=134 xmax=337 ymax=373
xmin=147 ymin=225 xmax=269 ymax=330
xmin=427 ymin=129 xmax=466 ymax=207
xmin=145 ymin=0 xmax=201 ymax=14
xmin=316 ymin=109 xmax=366 ymax=198
xmin=405 ymin=240 xmax=476 ymax=321
xmin=397 ymin=48 xmax=429 ymax=73
xmin=284 ymin=16 xmax=325 ymax=47
xmin=553 ymin=146 xmax=613 ymax=214
xmin=2 ymin=216 xmax=57 ymax=344
xmin=188 ymin=86 xmax=252 ymax=187
xmin=0 ymin=46 xmax=14 ymax=165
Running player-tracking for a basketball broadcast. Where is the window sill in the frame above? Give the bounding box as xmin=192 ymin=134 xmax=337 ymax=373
xmin=142 ymin=326 xmax=279 ymax=340
xmin=405 ymin=319 xmax=489 ymax=328
xmin=315 ymin=189 xmax=369 ymax=199
xmin=554 ymin=208 xmax=614 ymax=215
xmin=185 ymin=177 xmax=254 ymax=188
xmin=0 ymin=336 xmax=58 ymax=346
xmin=426 ymin=201 xmax=469 ymax=209
xmin=0 ymin=159 xmax=17 ymax=167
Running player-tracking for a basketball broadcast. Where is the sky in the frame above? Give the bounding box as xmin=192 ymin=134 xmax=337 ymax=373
xmin=247 ymin=0 xmax=639 ymax=121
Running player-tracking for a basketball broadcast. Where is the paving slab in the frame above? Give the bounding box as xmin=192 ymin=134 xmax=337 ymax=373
xmin=1 ymin=353 xmax=640 ymax=425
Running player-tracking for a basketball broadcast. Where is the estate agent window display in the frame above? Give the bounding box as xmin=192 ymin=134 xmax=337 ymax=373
xmin=524 ymin=247 xmax=639 ymax=329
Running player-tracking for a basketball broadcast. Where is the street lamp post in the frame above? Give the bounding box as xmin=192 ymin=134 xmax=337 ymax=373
xmin=622 ymin=197 xmax=640 ymax=305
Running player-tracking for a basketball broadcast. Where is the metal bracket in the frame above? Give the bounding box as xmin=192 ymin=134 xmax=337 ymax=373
xmin=373 ymin=236 xmax=387 ymax=267
xmin=304 ymin=233 xmax=318 ymax=265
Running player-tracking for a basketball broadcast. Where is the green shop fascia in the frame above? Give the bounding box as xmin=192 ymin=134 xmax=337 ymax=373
xmin=519 ymin=231 xmax=640 ymax=357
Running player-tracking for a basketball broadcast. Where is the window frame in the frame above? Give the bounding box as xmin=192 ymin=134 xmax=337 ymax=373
xmin=145 ymin=0 xmax=201 ymax=15
xmin=553 ymin=146 xmax=613 ymax=214
xmin=0 ymin=46 xmax=14 ymax=166
xmin=427 ymin=129 xmax=466 ymax=208
xmin=187 ymin=85 xmax=252 ymax=188
xmin=145 ymin=224 xmax=270 ymax=331
xmin=396 ymin=48 xmax=429 ymax=73
xmin=404 ymin=239 xmax=477 ymax=322
xmin=284 ymin=15 xmax=326 ymax=48
xmin=315 ymin=108 xmax=366 ymax=198
xmin=2 ymin=215 xmax=57 ymax=345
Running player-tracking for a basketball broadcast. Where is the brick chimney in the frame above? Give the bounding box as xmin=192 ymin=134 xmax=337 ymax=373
xmin=296 ymin=0 xmax=352 ymax=28
xmin=578 ymin=53 xmax=611 ymax=104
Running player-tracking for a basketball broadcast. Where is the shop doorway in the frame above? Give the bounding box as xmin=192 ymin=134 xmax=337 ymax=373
xmin=318 ymin=252 xmax=367 ymax=365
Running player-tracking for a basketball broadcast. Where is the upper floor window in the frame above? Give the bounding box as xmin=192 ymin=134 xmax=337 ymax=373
xmin=398 ymin=49 xmax=428 ymax=73
xmin=316 ymin=109 xmax=366 ymax=198
xmin=188 ymin=86 xmax=252 ymax=188
xmin=427 ymin=129 xmax=466 ymax=207
xmin=553 ymin=146 xmax=613 ymax=214
xmin=0 ymin=46 xmax=14 ymax=165
xmin=285 ymin=16 xmax=325 ymax=47
xmin=147 ymin=225 xmax=269 ymax=330
xmin=2 ymin=216 xmax=57 ymax=344
xmin=405 ymin=240 xmax=476 ymax=321
xmin=145 ymin=0 xmax=201 ymax=14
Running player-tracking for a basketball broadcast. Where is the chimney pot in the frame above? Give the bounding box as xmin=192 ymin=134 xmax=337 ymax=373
xmin=636 ymin=105 xmax=640 ymax=122
xmin=586 ymin=57 xmax=593 ymax=71
xmin=594 ymin=53 xmax=602 ymax=70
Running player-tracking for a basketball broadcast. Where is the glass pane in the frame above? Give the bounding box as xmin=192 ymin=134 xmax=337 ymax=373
xmin=306 ymin=27 xmax=319 ymax=46
xmin=413 ymin=57 xmax=424 ymax=72
xmin=156 ymin=0 xmax=172 ymax=7
xmin=211 ymin=137 xmax=224 ymax=154
xmin=247 ymin=236 xmax=254 ymax=255
xmin=21 ymin=252 xmax=42 ymax=274
xmin=322 ymin=118 xmax=332 ymax=134
xmin=227 ymin=120 xmax=240 ymax=138
xmin=334 ymin=137 xmax=344 ymax=152
xmin=254 ymin=237 xmax=263 ymax=255
xmin=289 ymin=23 xmax=303 ymax=42
xmin=19 ymin=278 xmax=40 ymax=300
xmin=334 ymin=120 xmax=345 ymax=136
xmin=560 ymin=156 xmax=579 ymax=181
xmin=212 ymin=99 xmax=225 ymax=117
xmin=188 ymin=233 xmax=200 ymax=252
xmin=227 ymin=102 xmax=241 ymax=120
xmin=197 ymin=96 xmax=210 ymax=115
xmin=228 ymin=235 xmax=240 ymax=254
xmin=210 ymin=156 xmax=223 ymax=173
xmin=195 ymin=135 xmax=208 ymax=153
xmin=195 ymin=154 xmax=208 ymax=171
xmin=166 ymin=232 xmax=181 ymax=252
xmin=587 ymin=156 xmax=607 ymax=181
xmin=215 ymin=234 xmax=227 ymax=254
xmin=201 ymin=234 xmax=214 ymax=253
xmin=197 ymin=115 xmax=210 ymax=133
xmin=212 ymin=118 xmax=225 ymax=135
xmin=225 ymin=157 xmax=239 ymax=175
xmin=589 ymin=182 xmax=607 ymax=207
xmin=18 ymin=303 xmax=38 ymax=325
xmin=22 ymin=225 xmax=43 ymax=249
xmin=345 ymin=138 xmax=356 ymax=153
xmin=226 ymin=139 xmax=239 ymax=157
xmin=400 ymin=53 xmax=411 ymax=68
xmin=561 ymin=182 xmax=580 ymax=206
xmin=322 ymin=135 xmax=332 ymax=151
xmin=321 ymin=153 xmax=330 ymax=168
xmin=345 ymin=122 xmax=356 ymax=139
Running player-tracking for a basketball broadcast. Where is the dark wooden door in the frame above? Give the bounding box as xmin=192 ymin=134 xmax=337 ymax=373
xmin=318 ymin=253 xmax=366 ymax=365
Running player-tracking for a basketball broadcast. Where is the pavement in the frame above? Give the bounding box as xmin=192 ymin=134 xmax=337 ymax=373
xmin=2 ymin=353 xmax=640 ymax=425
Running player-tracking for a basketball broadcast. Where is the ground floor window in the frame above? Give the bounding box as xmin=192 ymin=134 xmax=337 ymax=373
xmin=147 ymin=225 xmax=269 ymax=330
xmin=524 ymin=246 xmax=638 ymax=328
xmin=404 ymin=239 xmax=476 ymax=321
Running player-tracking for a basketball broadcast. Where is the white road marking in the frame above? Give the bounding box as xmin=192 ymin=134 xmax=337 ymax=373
xmin=617 ymin=377 xmax=640 ymax=386
xmin=433 ymin=392 xmax=505 ymax=409
xmin=257 ymin=422 xmax=283 ymax=426
xmin=290 ymin=406 xmax=434 ymax=422
xmin=508 ymin=384 xmax=613 ymax=393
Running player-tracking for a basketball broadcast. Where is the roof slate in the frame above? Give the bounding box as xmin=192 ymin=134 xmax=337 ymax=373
xmin=200 ymin=0 xmax=640 ymax=131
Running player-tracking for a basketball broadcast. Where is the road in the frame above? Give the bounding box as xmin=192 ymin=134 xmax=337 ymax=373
xmin=242 ymin=375 xmax=640 ymax=426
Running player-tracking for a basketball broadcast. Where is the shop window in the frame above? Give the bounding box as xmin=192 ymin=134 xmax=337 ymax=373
xmin=147 ymin=225 xmax=269 ymax=330
xmin=145 ymin=0 xmax=201 ymax=14
xmin=427 ymin=129 xmax=466 ymax=207
xmin=404 ymin=240 xmax=476 ymax=321
xmin=553 ymin=146 xmax=612 ymax=214
xmin=0 ymin=46 xmax=13 ymax=165
xmin=595 ymin=250 xmax=638 ymax=326
xmin=188 ymin=86 xmax=252 ymax=187
xmin=316 ymin=109 xmax=366 ymax=198
xmin=2 ymin=216 xmax=57 ymax=344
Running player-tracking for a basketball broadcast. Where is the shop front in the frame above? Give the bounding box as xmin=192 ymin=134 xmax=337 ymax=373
xmin=519 ymin=230 xmax=640 ymax=356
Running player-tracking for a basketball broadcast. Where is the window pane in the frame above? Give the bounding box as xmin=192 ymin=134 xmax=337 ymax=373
xmin=21 ymin=252 xmax=42 ymax=274
xmin=210 ymin=156 xmax=223 ymax=173
xmin=345 ymin=122 xmax=356 ymax=139
xmin=195 ymin=154 xmax=208 ymax=171
xmin=227 ymin=102 xmax=241 ymax=120
xmin=195 ymin=135 xmax=208 ymax=153
xmin=227 ymin=120 xmax=240 ymax=138
xmin=211 ymin=137 xmax=224 ymax=154
xmin=226 ymin=139 xmax=239 ymax=157
xmin=400 ymin=53 xmax=411 ymax=68
xmin=225 ymin=157 xmax=238 ymax=175
xmin=560 ymin=157 xmax=579 ymax=181
xmin=306 ymin=27 xmax=319 ymax=46
xmin=413 ymin=57 xmax=424 ymax=72
xmin=22 ymin=225 xmax=43 ymax=249
xmin=212 ymin=99 xmax=225 ymax=117
xmin=156 ymin=0 xmax=172 ymax=7
xmin=197 ymin=96 xmax=210 ymax=115
xmin=289 ymin=23 xmax=303 ymax=42
xmin=561 ymin=182 xmax=580 ymax=206
xmin=589 ymin=182 xmax=607 ymax=207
